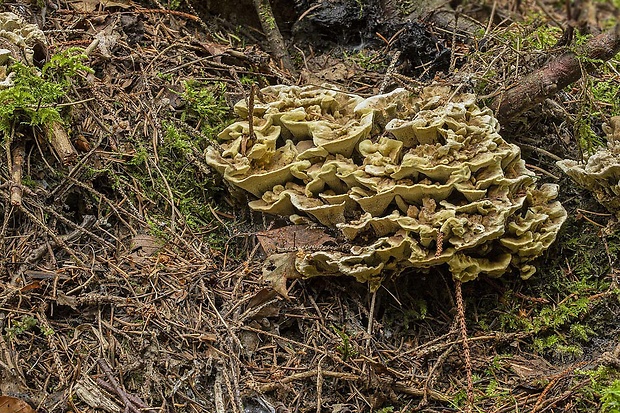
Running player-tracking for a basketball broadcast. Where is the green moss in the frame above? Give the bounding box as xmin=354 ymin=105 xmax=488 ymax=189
xmin=570 ymin=30 xmax=620 ymax=153
xmin=166 ymin=0 xmax=181 ymax=9
xmin=343 ymin=50 xmax=387 ymax=72
xmin=601 ymin=380 xmax=620 ymax=413
xmin=332 ymin=325 xmax=358 ymax=361
xmin=475 ymin=216 xmax=620 ymax=364
xmin=0 ymin=47 xmax=92 ymax=138
xmin=181 ymin=81 xmax=231 ymax=138
xmin=127 ymin=124 xmax=222 ymax=231
xmin=572 ymin=367 xmax=620 ymax=412
xmin=258 ymin=7 xmax=277 ymax=31
xmin=5 ymin=316 xmax=53 ymax=338
xmin=495 ymin=15 xmax=562 ymax=51
xmin=123 ymin=81 xmax=235 ymax=237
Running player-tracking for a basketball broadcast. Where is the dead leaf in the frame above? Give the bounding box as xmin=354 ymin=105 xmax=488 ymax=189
xmin=19 ymin=281 xmax=41 ymax=293
xmin=242 ymin=288 xmax=281 ymax=319
xmin=262 ymin=252 xmax=300 ymax=298
xmin=0 ymin=396 xmax=35 ymax=413
xmin=73 ymin=134 xmax=92 ymax=152
xmin=247 ymin=288 xmax=278 ymax=309
xmin=56 ymin=291 xmax=78 ymax=309
xmin=120 ymin=77 xmax=134 ymax=90
xmin=130 ymin=234 xmax=163 ymax=256
xmin=256 ymin=225 xmax=336 ymax=255
xmin=69 ymin=0 xmax=132 ymax=12
xmin=198 ymin=40 xmax=229 ymax=56
xmin=94 ymin=27 xmax=120 ymax=59
xmin=315 ymin=62 xmax=356 ymax=82
xmin=127 ymin=234 xmax=164 ymax=266
xmin=198 ymin=333 xmax=217 ymax=342
xmin=172 ymin=289 xmax=188 ymax=302
xmin=239 ymin=330 xmax=260 ymax=358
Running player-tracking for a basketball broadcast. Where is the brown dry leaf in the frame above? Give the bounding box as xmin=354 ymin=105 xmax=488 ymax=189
xmin=56 ymin=291 xmax=78 ymax=309
xmin=69 ymin=0 xmax=132 ymax=12
xmin=93 ymin=26 xmax=120 ymax=59
xmin=315 ymin=62 xmax=356 ymax=82
xmin=128 ymin=234 xmax=164 ymax=266
xmin=0 ymin=396 xmax=35 ymax=413
xmin=504 ymin=354 xmax=557 ymax=381
xmin=247 ymin=288 xmax=278 ymax=309
xmin=198 ymin=40 xmax=229 ymax=56
xmin=130 ymin=234 xmax=163 ymax=256
xmin=262 ymin=252 xmax=300 ymax=298
xmin=256 ymin=225 xmax=336 ymax=255
xmin=19 ymin=281 xmax=41 ymax=293
xmin=198 ymin=333 xmax=217 ymax=342
xmin=243 ymin=288 xmax=280 ymax=319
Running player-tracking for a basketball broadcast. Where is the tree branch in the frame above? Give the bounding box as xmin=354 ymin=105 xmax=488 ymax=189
xmin=492 ymin=24 xmax=620 ymax=122
xmin=253 ymin=0 xmax=297 ymax=76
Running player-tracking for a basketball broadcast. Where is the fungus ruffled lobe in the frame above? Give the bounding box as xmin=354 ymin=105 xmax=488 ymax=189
xmin=206 ymin=85 xmax=567 ymax=289
xmin=557 ymin=118 xmax=620 ymax=219
xmin=0 ymin=12 xmax=47 ymax=86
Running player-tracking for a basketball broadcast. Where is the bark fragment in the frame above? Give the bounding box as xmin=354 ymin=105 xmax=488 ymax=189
xmin=47 ymin=120 xmax=77 ymax=165
xmin=10 ymin=139 xmax=25 ymax=206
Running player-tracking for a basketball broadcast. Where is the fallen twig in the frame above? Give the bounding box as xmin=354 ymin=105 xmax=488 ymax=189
xmin=393 ymin=382 xmax=451 ymax=402
xmin=492 ymin=24 xmax=620 ymax=121
xmin=10 ymin=139 xmax=25 ymax=206
xmin=97 ymin=358 xmax=152 ymax=413
xmin=258 ymin=369 xmax=359 ymax=393
xmin=252 ymin=0 xmax=297 ymax=76
xmin=47 ymin=121 xmax=77 ymax=165
xmin=455 ymin=280 xmax=474 ymax=411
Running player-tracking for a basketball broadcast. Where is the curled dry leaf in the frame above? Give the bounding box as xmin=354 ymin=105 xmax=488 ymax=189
xmin=256 ymin=225 xmax=337 ymax=255
xmin=128 ymin=234 xmax=164 ymax=265
xmin=262 ymin=252 xmax=299 ymax=298
xmin=69 ymin=0 xmax=132 ymax=13
xmin=0 ymin=396 xmax=35 ymax=413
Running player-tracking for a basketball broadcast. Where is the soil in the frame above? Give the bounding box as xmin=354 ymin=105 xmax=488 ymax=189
xmin=0 ymin=0 xmax=619 ymax=413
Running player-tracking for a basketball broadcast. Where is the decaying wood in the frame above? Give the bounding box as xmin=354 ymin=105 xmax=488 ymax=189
xmin=96 ymin=358 xmax=153 ymax=413
xmin=492 ymin=23 xmax=620 ymax=121
xmin=10 ymin=139 xmax=25 ymax=206
xmin=252 ymin=0 xmax=297 ymax=76
xmin=382 ymin=0 xmax=480 ymax=37
xmin=73 ymin=376 xmax=121 ymax=413
xmin=0 ymin=314 xmax=28 ymax=396
xmin=47 ymin=120 xmax=77 ymax=165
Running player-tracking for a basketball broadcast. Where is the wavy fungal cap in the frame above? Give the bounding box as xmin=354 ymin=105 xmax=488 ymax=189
xmin=0 ymin=12 xmax=46 ymax=71
xmin=557 ymin=118 xmax=620 ymax=219
xmin=206 ymin=85 xmax=567 ymax=289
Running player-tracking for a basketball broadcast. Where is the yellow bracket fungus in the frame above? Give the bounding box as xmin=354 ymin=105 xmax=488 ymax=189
xmin=557 ymin=118 xmax=620 ymax=219
xmin=0 ymin=12 xmax=46 ymax=86
xmin=207 ymin=84 xmax=567 ymax=290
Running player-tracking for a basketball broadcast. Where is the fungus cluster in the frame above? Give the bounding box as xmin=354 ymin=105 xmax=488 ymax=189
xmin=557 ymin=117 xmax=620 ymax=219
xmin=0 ymin=12 xmax=46 ymax=86
xmin=206 ymin=85 xmax=567 ymax=288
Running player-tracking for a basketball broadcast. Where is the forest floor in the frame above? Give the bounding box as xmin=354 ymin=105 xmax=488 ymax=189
xmin=0 ymin=0 xmax=619 ymax=412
